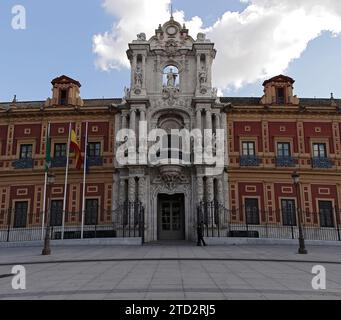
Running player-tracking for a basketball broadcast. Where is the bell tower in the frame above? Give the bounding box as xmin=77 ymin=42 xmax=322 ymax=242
xmin=125 ymin=16 xmax=217 ymax=100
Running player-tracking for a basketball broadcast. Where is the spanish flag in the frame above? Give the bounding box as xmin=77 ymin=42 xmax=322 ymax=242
xmin=70 ymin=130 xmax=82 ymax=170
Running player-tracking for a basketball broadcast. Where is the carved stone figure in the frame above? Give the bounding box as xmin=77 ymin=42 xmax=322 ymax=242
xmin=197 ymin=33 xmax=206 ymax=42
xmin=199 ymin=67 xmax=207 ymax=86
xmin=134 ymin=66 xmax=143 ymax=88
xmin=123 ymin=86 xmax=130 ymax=100
xmin=137 ymin=33 xmax=146 ymax=41
xmin=162 ymin=86 xmax=180 ymax=106
xmin=167 ymin=68 xmax=177 ymax=87
xmin=165 ymin=40 xmax=178 ymax=56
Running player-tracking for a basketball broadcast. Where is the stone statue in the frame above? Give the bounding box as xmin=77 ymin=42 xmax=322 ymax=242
xmin=123 ymin=86 xmax=130 ymax=100
xmin=197 ymin=33 xmax=206 ymax=42
xmin=167 ymin=68 xmax=177 ymax=87
xmin=137 ymin=33 xmax=146 ymax=41
xmin=199 ymin=67 xmax=207 ymax=86
xmin=134 ymin=66 xmax=143 ymax=88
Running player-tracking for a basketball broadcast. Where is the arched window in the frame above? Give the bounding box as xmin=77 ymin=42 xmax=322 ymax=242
xmin=163 ymin=65 xmax=179 ymax=87
xmin=156 ymin=114 xmax=184 ymax=163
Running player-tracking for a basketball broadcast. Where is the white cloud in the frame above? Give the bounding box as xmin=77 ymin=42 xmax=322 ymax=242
xmin=92 ymin=0 xmax=203 ymax=71
xmin=93 ymin=0 xmax=341 ymax=92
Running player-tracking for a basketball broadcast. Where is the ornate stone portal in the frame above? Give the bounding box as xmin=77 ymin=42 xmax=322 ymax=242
xmin=114 ymin=16 xmax=228 ymax=242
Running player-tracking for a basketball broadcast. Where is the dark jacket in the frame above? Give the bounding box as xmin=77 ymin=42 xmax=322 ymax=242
xmin=197 ymin=223 xmax=204 ymax=238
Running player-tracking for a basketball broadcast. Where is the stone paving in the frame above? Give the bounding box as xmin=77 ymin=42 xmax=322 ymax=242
xmin=0 ymin=243 xmax=340 ymax=300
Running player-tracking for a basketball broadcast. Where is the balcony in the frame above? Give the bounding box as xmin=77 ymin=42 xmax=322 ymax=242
xmin=312 ymin=157 xmax=333 ymax=169
xmin=239 ymin=156 xmax=261 ymax=167
xmin=51 ymin=157 xmax=67 ymax=168
xmin=12 ymin=158 xmax=34 ymax=169
xmin=88 ymin=156 xmax=103 ymax=167
xmin=276 ymin=156 xmax=296 ymax=168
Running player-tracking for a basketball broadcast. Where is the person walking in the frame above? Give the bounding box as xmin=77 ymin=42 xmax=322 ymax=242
xmin=197 ymin=221 xmax=207 ymax=246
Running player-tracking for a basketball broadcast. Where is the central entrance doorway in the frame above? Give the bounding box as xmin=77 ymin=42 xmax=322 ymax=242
xmin=157 ymin=194 xmax=185 ymax=240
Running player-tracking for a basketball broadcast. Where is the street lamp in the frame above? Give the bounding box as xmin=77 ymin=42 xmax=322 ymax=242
xmin=291 ymin=171 xmax=308 ymax=254
xmin=42 ymin=173 xmax=56 ymax=256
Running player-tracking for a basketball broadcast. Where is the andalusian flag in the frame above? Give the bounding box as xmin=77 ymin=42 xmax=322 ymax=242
xmin=70 ymin=130 xmax=82 ymax=170
xmin=45 ymin=124 xmax=51 ymax=172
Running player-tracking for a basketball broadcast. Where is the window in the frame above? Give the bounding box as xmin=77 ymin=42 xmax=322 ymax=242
xmin=319 ymin=201 xmax=334 ymax=228
xmin=20 ymin=144 xmax=33 ymax=159
xmin=88 ymin=142 xmax=101 ymax=157
xmin=163 ymin=65 xmax=180 ymax=87
xmin=313 ymin=143 xmax=327 ymax=158
xmin=13 ymin=202 xmax=28 ymax=228
xmin=281 ymin=199 xmax=296 ymax=226
xmin=159 ymin=134 xmax=182 ymax=161
xmin=54 ymin=143 xmax=67 ymax=158
xmin=277 ymin=142 xmax=291 ymax=157
xmin=276 ymin=87 xmax=285 ymax=104
xmin=85 ymin=199 xmax=98 ymax=225
xmin=50 ymin=200 xmax=63 ymax=227
xmin=242 ymin=142 xmax=255 ymax=156
xmin=245 ymin=198 xmax=260 ymax=225
xmin=60 ymin=89 xmax=68 ymax=105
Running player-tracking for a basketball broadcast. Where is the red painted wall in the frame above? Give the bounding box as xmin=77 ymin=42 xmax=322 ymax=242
xmin=233 ymin=122 xmax=263 ymax=153
xmin=268 ymin=122 xmax=298 ymax=153
xmin=0 ymin=125 xmax=8 ymax=156
xmin=303 ymin=123 xmax=334 ymax=154
xmin=13 ymin=124 xmax=42 ymax=155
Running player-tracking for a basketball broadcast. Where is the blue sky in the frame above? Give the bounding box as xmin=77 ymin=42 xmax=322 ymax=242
xmin=0 ymin=0 xmax=341 ymax=102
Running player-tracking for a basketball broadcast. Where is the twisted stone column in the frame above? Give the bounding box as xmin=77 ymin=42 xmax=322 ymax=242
xmin=138 ymin=177 xmax=146 ymax=205
xmin=119 ymin=179 xmax=126 ymax=204
xmin=206 ymin=177 xmax=214 ymax=202
xmin=196 ymin=109 xmax=202 ymax=131
xmin=197 ymin=176 xmax=204 ymax=203
xmin=128 ymin=177 xmax=136 ymax=202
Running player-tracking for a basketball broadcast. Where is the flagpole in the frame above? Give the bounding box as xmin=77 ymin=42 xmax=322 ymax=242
xmin=41 ymin=122 xmax=51 ymax=240
xmin=81 ymin=121 xmax=89 ymax=239
xmin=61 ymin=122 xmax=72 ymax=240
xmin=41 ymin=172 xmax=48 ymax=241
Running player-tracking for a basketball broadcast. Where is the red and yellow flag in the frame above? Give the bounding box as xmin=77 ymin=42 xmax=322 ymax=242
xmin=70 ymin=130 xmax=82 ymax=170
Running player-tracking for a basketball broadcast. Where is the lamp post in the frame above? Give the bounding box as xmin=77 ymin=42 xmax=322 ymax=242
xmin=291 ymin=171 xmax=308 ymax=254
xmin=42 ymin=173 xmax=55 ymax=256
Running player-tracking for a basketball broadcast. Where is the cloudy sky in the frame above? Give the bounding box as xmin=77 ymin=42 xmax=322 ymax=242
xmin=1 ymin=0 xmax=341 ymax=102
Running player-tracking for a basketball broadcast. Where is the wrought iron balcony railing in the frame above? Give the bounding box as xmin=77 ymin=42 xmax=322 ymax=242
xmin=239 ymin=156 xmax=261 ymax=167
xmin=51 ymin=157 xmax=67 ymax=168
xmin=276 ymin=156 xmax=296 ymax=168
xmin=312 ymin=157 xmax=333 ymax=169
xmin=12 ymin=158 xmax=34 ymax=169
xmin=88 ymin=156 xmax=103 ymax=167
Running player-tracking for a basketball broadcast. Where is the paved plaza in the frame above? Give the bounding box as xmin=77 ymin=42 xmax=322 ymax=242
xmin=0 ymin=243 xmax=340 ymax=300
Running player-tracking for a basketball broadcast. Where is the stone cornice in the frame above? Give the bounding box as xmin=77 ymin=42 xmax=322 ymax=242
xmin=0 ymin=106 xmax=117 ymax=121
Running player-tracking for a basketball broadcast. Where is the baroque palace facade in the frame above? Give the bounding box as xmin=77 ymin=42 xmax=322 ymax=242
xmin=1 ymin=17 xmax=341 ymax=243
